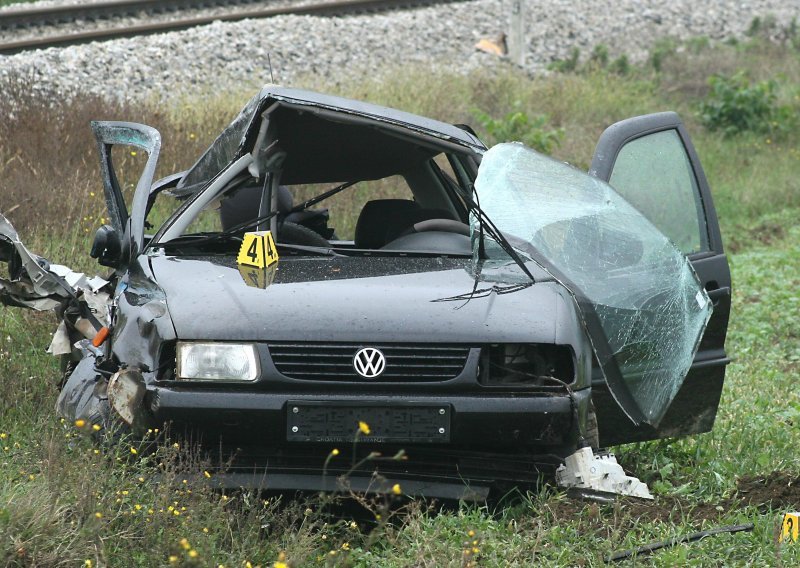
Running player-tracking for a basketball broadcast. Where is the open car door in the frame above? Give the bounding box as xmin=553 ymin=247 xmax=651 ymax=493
xmin=90 ymin=121 xmax=161 ymax=269
xmin=589 ymin=112 xmax=732 ymax=445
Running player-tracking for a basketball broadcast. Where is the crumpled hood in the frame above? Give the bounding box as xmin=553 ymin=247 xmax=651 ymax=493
xmin=148 ymin=254 xmax=581 ymax=345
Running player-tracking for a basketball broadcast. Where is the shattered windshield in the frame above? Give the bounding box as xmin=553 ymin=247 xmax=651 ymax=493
xmin=474 ymin=143 xmax=712 ymax=426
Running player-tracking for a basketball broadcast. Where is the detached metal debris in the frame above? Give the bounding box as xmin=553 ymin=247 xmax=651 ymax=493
xmin=0 ymin=214 xmax=108 ymax=314
xmin=605 ymin=523 xmax=754 ymax=562
xmin=0 ymin=212 xmax=114 ymax=424
xmin=555 ymin=446 xmax=653 ymax=500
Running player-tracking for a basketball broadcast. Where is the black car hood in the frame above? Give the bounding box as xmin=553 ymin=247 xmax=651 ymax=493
xmin=148 ymin=254 xmax=581 ymax=344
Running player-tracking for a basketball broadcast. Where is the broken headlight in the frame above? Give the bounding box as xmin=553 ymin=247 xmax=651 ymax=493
xmin=482 ymin=344 xmax=575 ymax=387
xmin=176 ymin=342 xmax=259 ymax=381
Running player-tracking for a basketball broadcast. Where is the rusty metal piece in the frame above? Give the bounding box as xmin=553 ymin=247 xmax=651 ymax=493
xmin=108 ymin=368 xmax=146 ymax=426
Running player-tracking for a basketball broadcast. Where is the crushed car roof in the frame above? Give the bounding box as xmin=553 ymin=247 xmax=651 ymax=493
xmin=177 ymin=85 xmax=484 ymax=190
xmin=254 ymin=85 xmax=485 ymax=147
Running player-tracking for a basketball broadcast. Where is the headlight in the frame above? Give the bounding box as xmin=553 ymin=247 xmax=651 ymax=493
xmin=176 ymin=342 xmax=259 ymax=381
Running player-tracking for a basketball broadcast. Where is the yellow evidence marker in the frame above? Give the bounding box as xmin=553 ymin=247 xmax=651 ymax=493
xmin=782 ymin=512 xmax=800 ymax=542
xmin=237 ymin=231 xmax=279 ymax=268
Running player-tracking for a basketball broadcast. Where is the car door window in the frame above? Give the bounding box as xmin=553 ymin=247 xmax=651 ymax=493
xmin=607 ymin=129 xmax=710 ymax=255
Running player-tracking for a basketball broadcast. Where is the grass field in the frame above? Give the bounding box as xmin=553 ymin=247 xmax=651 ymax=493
xmin=1 ymin=30 xmax=800 ymax=566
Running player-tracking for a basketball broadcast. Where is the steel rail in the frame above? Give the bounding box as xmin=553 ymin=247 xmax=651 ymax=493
xmin=0 ymin=1 xmax=256 ymax=28
xmin=0 ymin=0 xmax=460 ymax=55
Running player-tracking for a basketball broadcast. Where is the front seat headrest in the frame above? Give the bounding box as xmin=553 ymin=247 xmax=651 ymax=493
xmin=220 ymin=185 xmax=294 ymax=231
xmin=354 ymin=199 xmax=421 ymax=249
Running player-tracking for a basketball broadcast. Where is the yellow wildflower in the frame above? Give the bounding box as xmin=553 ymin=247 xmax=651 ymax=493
xmin=204 ymin=470 xmax=212 ymax=479
xmin=92 ymin=424 xmax=101 ymax=431
xmin=94 ymin=512 xmax=102 ymax=519
xmin=179 ymin=538 xmax=191 ymax=550
xmin=331 ymin=448 xmax=340 ymax=456
xmin=188 ymin=550 xmax=198 ymax=558
xmin=130 ymin=447 xmax=137 ymax=455
xmin=391 ymin=483 xmax=402 ymax=495
xmin=358 ymin=421 xmax=371 ymax=435
xmin=74 ymin=419 xmax=86 ymax=428
xmin=168 ymin=555 xmax=178 ymax=564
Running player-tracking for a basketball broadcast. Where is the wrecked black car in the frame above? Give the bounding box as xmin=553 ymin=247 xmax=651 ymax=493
xmin=0 ymin=87 xmax=730 ymax=499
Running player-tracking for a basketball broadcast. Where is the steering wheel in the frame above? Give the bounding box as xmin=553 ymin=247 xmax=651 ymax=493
xmin=279 ymin=221 xmax=331 ymax=248
xmin=405 ymin=218 xmax=471 ymax=237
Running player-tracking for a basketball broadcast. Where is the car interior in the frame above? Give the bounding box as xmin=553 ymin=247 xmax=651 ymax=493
xmin=168 ymin=99 xmax=480 ymax=257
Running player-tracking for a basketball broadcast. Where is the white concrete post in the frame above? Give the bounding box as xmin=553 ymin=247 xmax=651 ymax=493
xmin=508 ymin=0 xmax=526 ymax=67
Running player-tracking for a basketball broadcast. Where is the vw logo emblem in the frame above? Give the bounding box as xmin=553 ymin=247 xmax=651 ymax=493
xmin=353 ymin=347 xmax=386 ymax=378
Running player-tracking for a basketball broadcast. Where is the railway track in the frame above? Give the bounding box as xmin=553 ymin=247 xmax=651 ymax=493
xmin=0 ymin=0 xmax=460 ymax=55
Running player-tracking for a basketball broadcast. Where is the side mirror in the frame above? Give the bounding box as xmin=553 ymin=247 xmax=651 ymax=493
xmin=90 ymin=225 xmax=122 ymax=267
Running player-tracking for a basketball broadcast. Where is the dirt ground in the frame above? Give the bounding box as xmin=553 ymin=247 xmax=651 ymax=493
xmin=544 ymin=471 xmax=800 ymax=532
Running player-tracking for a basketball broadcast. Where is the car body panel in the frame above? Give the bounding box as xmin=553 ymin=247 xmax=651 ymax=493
xmin=148 ymin=254 xmax=587 ymax=346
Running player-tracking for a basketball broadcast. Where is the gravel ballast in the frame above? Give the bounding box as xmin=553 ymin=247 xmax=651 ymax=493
xmin=1 ymin=0 xmax=798 ymax=102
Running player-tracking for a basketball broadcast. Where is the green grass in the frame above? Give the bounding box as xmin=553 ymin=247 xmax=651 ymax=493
xmin=2 ymin=34 xmax=800 ymax=566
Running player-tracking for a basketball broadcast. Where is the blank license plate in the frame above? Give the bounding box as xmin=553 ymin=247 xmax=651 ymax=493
xmin=286 ymin=402 xmax=450 ymax=443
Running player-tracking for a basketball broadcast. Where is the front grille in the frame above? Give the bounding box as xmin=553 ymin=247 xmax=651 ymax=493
xmin=267 ymin=343 xmax=471 ymax=382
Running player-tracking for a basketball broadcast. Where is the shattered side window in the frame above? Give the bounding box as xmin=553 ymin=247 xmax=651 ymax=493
xmin=179 ymin=94 xmax=261 ymax=191
xmin=474 ymin=143 xmax=712 ymax=426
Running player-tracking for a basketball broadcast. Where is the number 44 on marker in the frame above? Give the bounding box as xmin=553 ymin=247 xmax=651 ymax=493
xmin=237 ymin=231 xmax=279 ymax=268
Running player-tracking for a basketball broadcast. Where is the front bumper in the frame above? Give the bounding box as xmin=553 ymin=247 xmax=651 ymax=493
xmin=147 ymin=387 xmax=588 ymax=450
xmin=144 ymin=387 xmax=590 ymax=495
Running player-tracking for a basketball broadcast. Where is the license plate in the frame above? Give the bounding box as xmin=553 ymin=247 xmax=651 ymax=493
xmin=286 ymin=401 xmax=450 ymax=443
